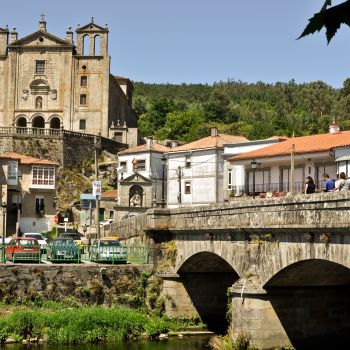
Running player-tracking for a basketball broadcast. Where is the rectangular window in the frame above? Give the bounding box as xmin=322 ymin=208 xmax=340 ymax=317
xmin=185 ymin=156 xmax=191 ymax=168
xmin=79 ymin=119 xmax=86 ymax=130
xmin=185 ymin=181 xmax=191 ymax=194
xmin=109 ymin=211 xmax=114 ymax=219
xmin=7 ymin=161 xmax=18 ymax=185
xmin=80 ymin=76 xmax=87 ymax=87
xmin=80 ymin=94 xmax=87 ymax=105
xmin=32 ymin=166 xmax=55 ymax=188
xmin=35 ymin=60 xmax=45 ymax=75
xmin=120 ymin=161 xmax=127 ymax=172
xmin=137 ymin=160 xmax=146 ymax=171
xmin=228 ymin=169 xmax=232 ymax=190
xmin=35 ymin=197 xmax=45 ymax=214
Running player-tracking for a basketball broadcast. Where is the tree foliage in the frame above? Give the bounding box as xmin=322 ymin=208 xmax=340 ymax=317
xmin=299 ymin=1 xmax=350 ymax=43
xmin=133 ymin=79 xmax=349 ymax=142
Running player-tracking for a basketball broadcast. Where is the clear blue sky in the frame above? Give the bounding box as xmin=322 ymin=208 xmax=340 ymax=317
xmin=1 ymin=0 xmax=350 ymax=87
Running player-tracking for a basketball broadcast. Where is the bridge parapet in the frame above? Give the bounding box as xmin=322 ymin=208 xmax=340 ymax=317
xmin=113 ymin=192 xmax=350 ymax=239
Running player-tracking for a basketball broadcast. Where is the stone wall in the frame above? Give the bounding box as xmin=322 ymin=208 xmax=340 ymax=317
xmin=0 ymin=131 xmax=126 ymax=168
xmin=0 ymin=264 xmax=150 ymax=305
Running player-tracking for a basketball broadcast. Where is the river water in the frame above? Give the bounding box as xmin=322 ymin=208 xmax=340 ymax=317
xmin=3 ymin=336 xmax=212 ymax=350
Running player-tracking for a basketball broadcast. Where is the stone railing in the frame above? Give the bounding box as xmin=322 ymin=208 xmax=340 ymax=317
xmin=0 ymin=126 xmax=96 ymax=139
xmin=0 ymin=126 xmax=127 ymax=149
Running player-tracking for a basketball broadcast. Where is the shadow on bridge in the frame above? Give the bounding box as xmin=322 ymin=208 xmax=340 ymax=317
xmin=264 ymin=259 xmax=350 ymax=349
xmin=178 ymin=252 xmax=239 ymax=333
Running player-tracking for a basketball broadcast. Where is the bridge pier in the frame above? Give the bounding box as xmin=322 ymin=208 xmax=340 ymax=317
xmin=161 ymin=274 xmax=199 ymax=319
xmin=231 ymin=283 xmax=290 ymax=349
xmin=231 ymin=281 xmax=350 ymax=349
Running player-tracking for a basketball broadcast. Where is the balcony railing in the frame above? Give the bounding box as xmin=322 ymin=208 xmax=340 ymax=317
xmin=229 ymin=181 xmax=316 ymax=197
xmin=0 ymin=126 xmax=96 ymax=139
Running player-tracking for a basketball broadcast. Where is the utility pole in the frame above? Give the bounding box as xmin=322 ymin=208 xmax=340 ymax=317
xmin=95 ymin=134 xmax=101 ymax=239
xmin=290 ymin=144 xmax=295 ymax=195
xmin=176 ymin=166 xmax=184 ymax=206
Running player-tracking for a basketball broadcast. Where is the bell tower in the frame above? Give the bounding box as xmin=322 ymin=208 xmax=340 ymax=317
xmin=75 ymin=18 xmax=108 ymax=56
xmin=73 ymin=19 xmax=110 ymax=137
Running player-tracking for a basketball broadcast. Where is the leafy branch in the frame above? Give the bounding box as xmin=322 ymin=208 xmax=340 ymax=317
xmin=299 ymin=0 xmax=350 ymax=43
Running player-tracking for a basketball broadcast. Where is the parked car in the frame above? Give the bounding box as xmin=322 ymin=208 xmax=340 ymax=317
xmin=5 ymin=238 xmax=41 ymax=262
xmin=23 ymin=233 xmax=47 ymax=253
xmin=0 ymin=236 xmax=15 ymax=245
xmin=100 ymin=219 xmax=114 ymax=226
xmin=59 ymin=232 xmax=85 ymax=252
xmin=89 ymin=238 xmax=127 ymax=263
xmin=46 ymin=237 xmax=80 ymax=262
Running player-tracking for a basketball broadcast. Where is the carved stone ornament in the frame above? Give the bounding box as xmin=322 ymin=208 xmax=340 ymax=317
xmin=319 ymin=233 xmax=331 ymax=244
xmin=22 ymin=89 xmax=29 ymax=101
xmin=50 ymin=89 xmax=57 ymax=100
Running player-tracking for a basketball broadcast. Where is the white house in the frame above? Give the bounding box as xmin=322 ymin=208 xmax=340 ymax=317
xmin=115 ymin=139 xmax=170 ymax=219
xmin=223 ymin=137 xmax=288 ymax=200
xmin=166 ymin=127 xmax=248 ymax=208
xmin=229 ymin=123 xmax=350 ymax=195
xmin=0 ymin=152 xmax=58 ymax=235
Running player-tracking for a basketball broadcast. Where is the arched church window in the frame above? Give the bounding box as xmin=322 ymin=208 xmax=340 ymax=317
xmin=83 ymin=35 xmax=89 ymax=56
xmin=94 ymin=35 xmax=100 ymax=55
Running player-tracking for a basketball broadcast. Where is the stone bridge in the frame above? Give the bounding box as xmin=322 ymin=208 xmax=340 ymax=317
xmin=114 ymin=193 xmax=350 ymax=349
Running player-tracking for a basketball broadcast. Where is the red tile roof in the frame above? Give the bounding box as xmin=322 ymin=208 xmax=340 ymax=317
xmin=168 ymin=134 xmax=248 ymax=152
xmin=0 ymin=152 xmax=58 ymax=165
xmin=119 ymin=143 xmax=170 ymax=155
xmin=230 ymin=131 xmax=350 ymax=162
xmin=101 ymin=190 xmax=118 ymax=199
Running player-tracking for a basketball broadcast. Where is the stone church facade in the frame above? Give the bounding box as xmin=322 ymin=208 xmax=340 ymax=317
xmin=0 ymin=17 xmax=139 ymax=145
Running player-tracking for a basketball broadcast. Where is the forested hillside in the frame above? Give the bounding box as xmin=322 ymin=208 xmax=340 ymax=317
xmin=133 ymin=79 xmax=350 ymax=142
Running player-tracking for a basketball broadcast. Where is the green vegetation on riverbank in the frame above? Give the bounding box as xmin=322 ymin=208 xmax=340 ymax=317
xmin=0 ymin=302 xmax=201 ymax=344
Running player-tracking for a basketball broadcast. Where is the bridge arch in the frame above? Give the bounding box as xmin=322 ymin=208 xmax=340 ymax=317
xmin=262 ymin=259 xmax=350 ymax=349
xmin=177 ymin=252 xmax=239 ymax=332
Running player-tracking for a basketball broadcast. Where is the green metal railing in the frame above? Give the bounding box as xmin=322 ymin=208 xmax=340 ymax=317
xmin=45 ymin=243 xmax=81 ymax=263
xmin=0 ymin=243 xmax=149 ymax=265
xmin=88 ymin=245 xmax=148 ymax=265
xmin=1 ymin=243 xmax=41 ymax=263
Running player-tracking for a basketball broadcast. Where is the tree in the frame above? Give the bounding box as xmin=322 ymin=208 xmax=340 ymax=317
xmin=155 ymin=109 xmax=205 ymax=142
xmin=299 ymin=1 xmax=350 ymax=43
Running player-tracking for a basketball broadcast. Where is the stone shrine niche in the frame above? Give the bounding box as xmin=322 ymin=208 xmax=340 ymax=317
xmin=129 ymin=185 xmax=143 ymax=207
xmin=35 ymin=96 xmax=42 ymax=109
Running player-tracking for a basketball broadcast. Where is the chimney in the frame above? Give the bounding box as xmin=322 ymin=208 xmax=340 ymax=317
xmin=146 ymin=137 xmax=153 ymax=150
xmin=211 ymin=126 xmax=218 ymax=137
xmin=10 ymin=27 xmax=17 ymax=43
xmin=66 ymin=26 xmax=73 ymax=43
xmin=329 ymin=118 xmax=340 ymax=134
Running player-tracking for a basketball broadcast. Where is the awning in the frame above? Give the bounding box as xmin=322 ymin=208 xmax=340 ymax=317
xmin=335 ymin=155 xmax=350 ymax=162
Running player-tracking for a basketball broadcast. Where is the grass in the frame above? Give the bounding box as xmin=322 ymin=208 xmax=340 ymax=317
xmin=0 ymin=303 xmax=194 ymax=344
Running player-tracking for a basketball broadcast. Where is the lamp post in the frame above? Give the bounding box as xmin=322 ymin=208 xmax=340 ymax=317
xmin=251 ymin=160 xmax=257 ymax=199
xmin=161 ymin=154 xmax=166 ymax=208
xmin=53 ymin=196 xmax=58 ymax=209
xmin=1 ymin=202 xmax=7 ymax=263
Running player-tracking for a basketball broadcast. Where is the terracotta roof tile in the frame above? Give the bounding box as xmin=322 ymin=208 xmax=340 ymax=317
xmin=119 ymin=143 xmax=170 ymax=155
xmin=230 ymin=131 xmax=350 ymax=162
xmin=101 ymin=190 xmax=118 ymax=199
xmin=168 ymin=134 xmax=248 ymax=152
xmin=0 ymin=152 xmax=58 ymax=165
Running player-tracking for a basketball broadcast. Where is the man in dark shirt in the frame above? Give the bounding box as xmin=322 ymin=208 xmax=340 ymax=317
xmin=322 ymin=173 xmax=335 ymax=192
